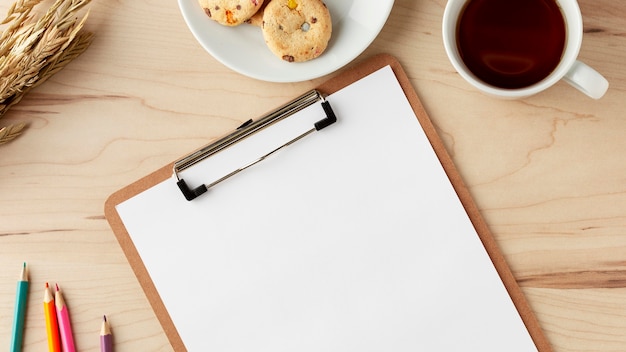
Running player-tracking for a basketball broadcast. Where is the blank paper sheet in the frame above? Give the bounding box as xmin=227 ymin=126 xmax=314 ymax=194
xmin=116 ymin=66 xmax=538 ymax=352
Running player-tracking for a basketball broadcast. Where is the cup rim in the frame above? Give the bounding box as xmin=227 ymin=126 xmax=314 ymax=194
xmin=442 ymin=0 xmax=583 ymax=98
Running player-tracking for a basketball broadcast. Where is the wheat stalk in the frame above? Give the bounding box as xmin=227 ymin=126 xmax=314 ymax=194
xmin=0 ymin=0 xmax=93 ymax=145
xmin=0 ymin=121 xmax=25 ymax=145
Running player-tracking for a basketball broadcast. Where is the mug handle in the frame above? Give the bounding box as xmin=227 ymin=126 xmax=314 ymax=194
xmin=563 ymin=60 xmax=609 ymax=99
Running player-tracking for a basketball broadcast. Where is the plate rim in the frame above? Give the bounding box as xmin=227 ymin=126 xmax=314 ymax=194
xmin=177 ymin=0 xmax=395 ymax=83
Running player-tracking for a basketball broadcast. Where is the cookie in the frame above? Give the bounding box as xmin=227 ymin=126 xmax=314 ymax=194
xmin=245 ymin=0 xmax=268 ymax=27
xmin=199 ymin=0 xmax=265 ymax=26
xmin=261 ymin=0 xmax=332 ymax=62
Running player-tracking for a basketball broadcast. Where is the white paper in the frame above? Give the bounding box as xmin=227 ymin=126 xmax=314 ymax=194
xmin=117 ymin=66 xmax=538 ymax=351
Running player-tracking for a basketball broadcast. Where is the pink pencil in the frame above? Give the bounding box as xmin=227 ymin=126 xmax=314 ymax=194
xmin=55 ymin=284 xmax=76 ymax=352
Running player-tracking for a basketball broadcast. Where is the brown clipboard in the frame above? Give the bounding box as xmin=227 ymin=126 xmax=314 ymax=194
xmin=104 ymin=53 xmax=552 ymax=352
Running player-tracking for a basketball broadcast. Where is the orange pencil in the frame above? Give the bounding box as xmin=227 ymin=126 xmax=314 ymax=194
xmin=44 ymin=283 xmax=61 ymax=352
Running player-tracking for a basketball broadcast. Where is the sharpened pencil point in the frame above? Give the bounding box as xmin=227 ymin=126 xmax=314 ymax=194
xmin=45 ymin=282 xmax=49 ymax=288
xmin=100 ymin=314 xmax=113 ymax=351
xmin=55 ymin=283 xmax=59 ymax=291
xmin=11 ymin=262 xmax=29 ymax=352
xmin=19 ymin=262 xmax=28 ymax=281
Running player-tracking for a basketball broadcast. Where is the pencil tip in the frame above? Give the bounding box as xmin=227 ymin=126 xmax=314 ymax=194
xmin=45 ymin=282 xmax=49 ymax=288
xmin=55 ymin=283 xmax=59 ymax=291
xmin=103 ymin=315 xmax=107 ymax=322
xmin=19 ymin=262 xmax=28 ymax=281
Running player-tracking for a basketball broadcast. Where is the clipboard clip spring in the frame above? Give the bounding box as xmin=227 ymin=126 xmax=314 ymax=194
xmin=174 ymin=90 xmax=337 ymax=201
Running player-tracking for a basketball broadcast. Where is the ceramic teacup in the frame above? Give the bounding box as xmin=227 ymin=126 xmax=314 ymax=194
xmin=442 ymin=0 xmax=609 ymax=99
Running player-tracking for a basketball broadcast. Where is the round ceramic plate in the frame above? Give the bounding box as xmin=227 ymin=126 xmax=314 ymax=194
xmin=178 ymin=0 xmax=395 ymax=82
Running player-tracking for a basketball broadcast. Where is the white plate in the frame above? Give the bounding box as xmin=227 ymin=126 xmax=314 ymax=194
xmin=178 ymin=0 xmax=394 ymax=82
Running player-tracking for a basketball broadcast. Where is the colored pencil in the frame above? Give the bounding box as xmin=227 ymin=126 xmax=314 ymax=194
xmin=100 ymin=315 xmax=113 ymax=352
xmin=44 ymin=283 xmax=61 ymax=352
xmin=10 ymin=262 xmax=29 ymax=352
xmin=55 ymin=284 xmax=76 ymax=352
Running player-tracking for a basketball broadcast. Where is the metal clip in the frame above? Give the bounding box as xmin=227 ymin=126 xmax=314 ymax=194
xmin=174 ymin=90 xmax=336 ymax=201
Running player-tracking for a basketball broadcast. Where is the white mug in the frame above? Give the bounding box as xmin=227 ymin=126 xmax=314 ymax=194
xmin=442 ymin=0 xmax=609 ymax=99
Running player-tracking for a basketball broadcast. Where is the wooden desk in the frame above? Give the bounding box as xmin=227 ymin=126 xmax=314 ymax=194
xmin=1 ymin=0 xmax=624 ymax=351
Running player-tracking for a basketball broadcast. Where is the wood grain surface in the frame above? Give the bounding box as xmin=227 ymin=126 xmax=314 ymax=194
xmin=1 ymin=0 xmax=625 ymax=351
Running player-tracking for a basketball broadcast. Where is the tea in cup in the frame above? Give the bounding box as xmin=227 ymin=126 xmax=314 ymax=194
xmin=442 ymin=0 xmax=609 ymax=99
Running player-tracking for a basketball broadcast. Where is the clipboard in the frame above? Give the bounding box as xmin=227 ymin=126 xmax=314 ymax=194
xmin=105 ymin=54 xmax=552 ymax=352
